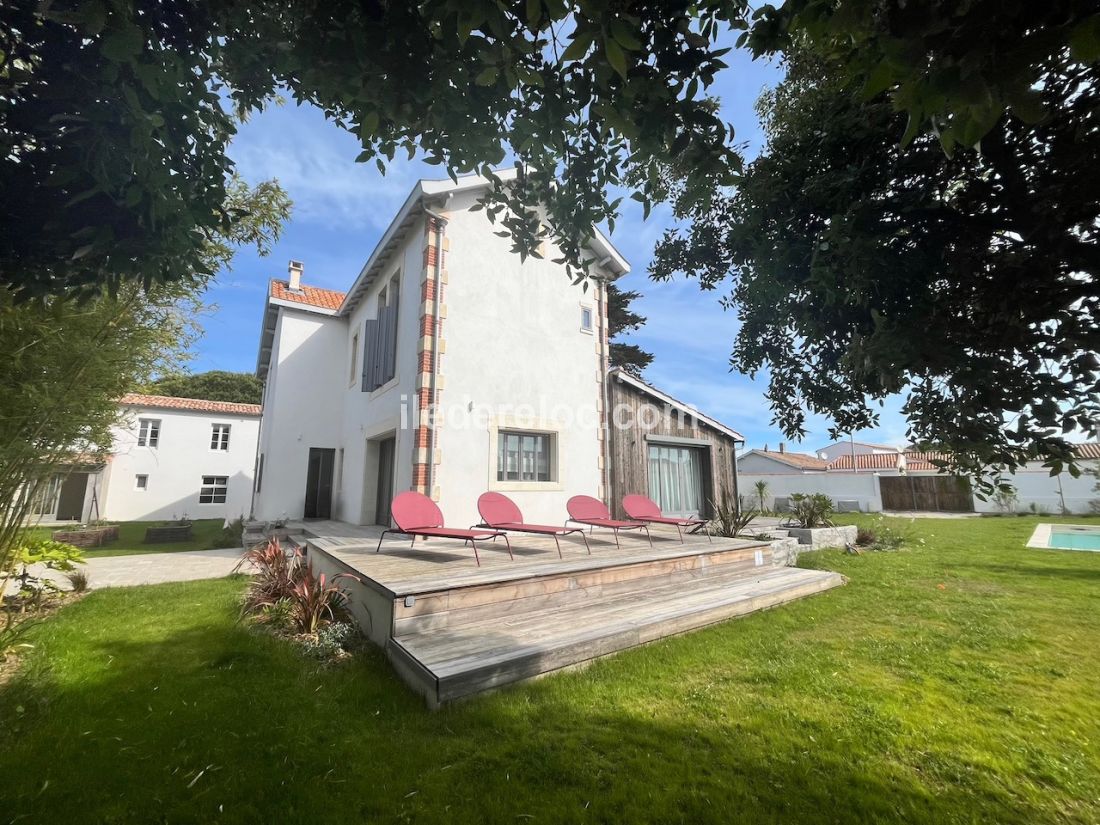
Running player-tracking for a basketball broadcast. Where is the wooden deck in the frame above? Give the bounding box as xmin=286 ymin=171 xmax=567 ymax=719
xmin=292 ymin=520 xmax=845 ymax=707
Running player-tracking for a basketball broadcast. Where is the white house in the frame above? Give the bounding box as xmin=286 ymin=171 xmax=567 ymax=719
xmin=253 ymin=170 xmax=629 ymax=529
xmin=737 ymin=441 xmax=1100 ymax=514
xmin=817 ymin=439 xmax=902 ymax=463
xmin=29 ymin=394 xmax=261 ymax=523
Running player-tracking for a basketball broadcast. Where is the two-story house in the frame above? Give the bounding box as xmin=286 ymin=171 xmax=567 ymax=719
xmin=253 ymin=170 xmax=628 ymax=528
xmin=28 ymin=394 xmax=260 ymax=523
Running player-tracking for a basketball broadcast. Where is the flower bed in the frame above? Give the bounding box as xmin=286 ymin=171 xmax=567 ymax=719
xmin=143 ymin=523 xmax=193 ymax=544
xmin=51 ymin=525 xmax=118 ymax=548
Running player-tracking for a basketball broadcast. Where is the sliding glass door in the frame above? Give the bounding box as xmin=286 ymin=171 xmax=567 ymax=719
xmin=647 ymin=444 xmax=705 ymax=518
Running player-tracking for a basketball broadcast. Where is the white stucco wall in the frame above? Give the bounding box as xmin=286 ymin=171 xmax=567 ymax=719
xmin=103 ymin=406 xmax=259 ymax=521
xmin=433 ymin=189 xmax=605 ymax=527
xmin=738 ymin=472 xmax=884 ymax=513
xmin=253 ymin=308 xmax=346 ymax=520
xmin=974 ymin=462 xmax=1098 ymax=514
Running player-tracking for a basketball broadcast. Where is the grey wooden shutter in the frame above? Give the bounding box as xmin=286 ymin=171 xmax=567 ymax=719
xmin=380 ymin=304 xmax=398 ymax=386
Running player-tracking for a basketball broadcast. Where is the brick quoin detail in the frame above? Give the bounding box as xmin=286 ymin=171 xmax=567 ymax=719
xmin=413 ymin=426 xmax=432 ymax=448
xmin=419 ymin=315 xmax=438 ymax=338
xmin=418 ymin=350 xmax=434 ymax=372
xmin=421 ymin=278 xmax=439 ymax=301
xmin=415 ymin=215 xmax=446 ymax=496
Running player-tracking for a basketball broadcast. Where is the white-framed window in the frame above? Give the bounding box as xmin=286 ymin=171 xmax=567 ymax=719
xmin=135 ymin=474 xmax=148 ymax=490
xmin=199 ymin=475 xmax=228 ymax=504
xmin=137 ymin=418 xmax=161 ymax=447
xmin=580 ymin=305 xmax=594 ymax=334
xmin=497 ymin=431 xmax=554 ymax=482
xmin=210 ymin=423 xmax=231 ymax=451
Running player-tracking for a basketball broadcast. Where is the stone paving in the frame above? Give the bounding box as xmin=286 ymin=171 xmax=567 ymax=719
xmin=24 ymin=547 xmax=249 ymax=592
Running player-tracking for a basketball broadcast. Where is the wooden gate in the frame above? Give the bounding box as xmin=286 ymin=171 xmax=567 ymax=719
xmin=879 ymin=475 xmax=974 ymax=512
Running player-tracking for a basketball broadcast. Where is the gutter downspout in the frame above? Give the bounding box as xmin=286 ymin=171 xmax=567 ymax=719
xmin=598 ymin=272 xmax=614 ymax=512
xmin=423 ymin=204 xmax=449 ymax=498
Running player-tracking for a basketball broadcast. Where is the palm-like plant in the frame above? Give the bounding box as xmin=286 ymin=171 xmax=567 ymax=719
xmin=753 ymin=480 xmax=770 ymax=513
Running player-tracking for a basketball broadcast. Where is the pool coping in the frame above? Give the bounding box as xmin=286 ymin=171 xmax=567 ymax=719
xmin=1027 ymin=522 xmax=1100 ymax=550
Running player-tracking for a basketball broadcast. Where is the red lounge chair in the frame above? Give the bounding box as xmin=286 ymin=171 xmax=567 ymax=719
xmin=377 ymin=491 xmax=511 ymax=566
xmin=565 ymin=495 xmax=653 ymax=548
xmin=476 ymin=492 xmax=591 ymax=559
xmin=622 ymin=494 xmax=712 ymax=543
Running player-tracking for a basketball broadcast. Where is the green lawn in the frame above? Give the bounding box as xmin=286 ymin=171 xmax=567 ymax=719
xmin=23 ymin=518 xmax=233 ymax=557
xmin=2 ymin=516 xmax=1098 ymax=823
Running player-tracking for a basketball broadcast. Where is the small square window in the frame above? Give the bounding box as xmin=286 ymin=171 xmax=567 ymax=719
xmin=199 ymin=475 xmax=228 ymax=504
xmin=580 ymin=306 xmax=594 ymax=333
xmin=497 ymin=431 xmax=554 ymax=482
xmin=135 ymin=474 xmax=148 ymax=490
xmin=137 ymin=418 xmax=160 ymax=447
xmin=210 ymin=423 xmax=231 ymax=451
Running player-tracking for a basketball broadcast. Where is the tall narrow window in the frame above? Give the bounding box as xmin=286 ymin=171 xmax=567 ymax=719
xmin=349 ymin=330 xmax=359 ymax=385
xmin=137 ymin=418 xmax=161 ymax=447
xmin=362 ymin=272 xmax=401 ymax=392
xmin=497 ymin=431 xmax=554 ymax=482
xmin=210 ymin=423 xmax=231 ymax=450
xmin=580 ymin=305 xmax=594 ymax=333
xmin=199 ymin=476 xmax=228 ymax=504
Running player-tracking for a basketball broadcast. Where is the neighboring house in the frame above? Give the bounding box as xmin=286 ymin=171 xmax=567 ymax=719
xmin=253 ymin=170 xmax=628 ymax=529
xmin=738 ymin=441 xmax=1100 ymax=514
xmin=817 ymin=440 xmax=902 ymax=463
xmin=27 ymin=394 xmax=261 ymax=523
xmin=606 ymin=368 xmax=743 ymax=519
xmin=736 ymin=446 xmax=829 ymax=475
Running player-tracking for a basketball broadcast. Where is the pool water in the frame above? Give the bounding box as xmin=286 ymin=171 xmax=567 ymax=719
xmin=1048 ymin=526 xmax=1100 ymax=551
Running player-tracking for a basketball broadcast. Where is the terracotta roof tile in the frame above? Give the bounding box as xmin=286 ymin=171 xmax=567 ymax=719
xmin=1074 ymin=442 xmax=1100 ymax=460
xmin=120 ymin=393 xmax=262 ymax=416
xmin=830 ymin=453 xmax=942 ymax=471
xmin=270 ymin=279 xmax=345 ymax=311
xmin=753 ymin=450 xmax=831 ymax=470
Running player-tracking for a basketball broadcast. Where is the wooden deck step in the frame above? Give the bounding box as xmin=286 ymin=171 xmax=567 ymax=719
xmin=393 ymin=543 xmax=765 ymax=635
xmin=391 ymin=566 xmax=844 ymax=705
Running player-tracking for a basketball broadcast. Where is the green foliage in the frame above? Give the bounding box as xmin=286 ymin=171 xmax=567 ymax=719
xmin=854 ymin=516 xmax=912 ymax=552
xmin=709 ymin=493 xmax=757 ymax=537
xmin=607 ymin=283 xmax=653 ymax=376
xmin=65 ymin=570 xmax=90 ymax=594
xmin=788 ymin=493 xmax=834 ymax=529
xmin=4 ymin=517 xmax=1100 ymax=822
xmin=992 ymin=486 xmax=1020 ymax=515
xmin=2 ymin=0 xmax=744 ymax=300
xmin=752 ymin=479 xmax=769 ymax=512
xmin=652 ymin=49 xmax=1099 ymax=483
xmin=1 ymin=539 xmax=85 ymax=611
xmin=145 ymin=370 xmax=263 ymax=405
xmin=744 ymin=1 xmax=1100 ymax=154
xmin=0 ymin=178 xmax=287 ymax=576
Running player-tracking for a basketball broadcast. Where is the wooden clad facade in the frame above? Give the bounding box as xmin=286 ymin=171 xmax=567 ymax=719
xmin=606 ymin=369 xmax=744 ymax=520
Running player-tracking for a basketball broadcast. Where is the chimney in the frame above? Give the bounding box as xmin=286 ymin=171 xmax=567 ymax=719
xmin=779 ymin=442 xmax=786 ymax=453
xmin=288 ymin=260 xmax=304 ymax=291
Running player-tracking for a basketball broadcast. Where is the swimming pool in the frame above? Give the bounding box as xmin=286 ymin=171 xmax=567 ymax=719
xmin=1027 ymin=523 xmax=1100 ymax=552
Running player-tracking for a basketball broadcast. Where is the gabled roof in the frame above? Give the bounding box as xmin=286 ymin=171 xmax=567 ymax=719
xmin=741 ymin=449 xmax=830 ymax=471
xmin=820 ymin=439 xmax=901 ymax=452
xmin=609 ymin=368 xmax=744 ymax=442
xmin=120 ymin=393 xmax=262 ymax=417
xmin=269 ymin=279 xmax=346 ymax=313
xmin=339 ymin=168 xmax=631 ymax=314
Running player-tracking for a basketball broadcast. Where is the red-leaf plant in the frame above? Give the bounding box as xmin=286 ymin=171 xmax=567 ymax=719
xmin=237 ymin=539 xmax=357 ymax=634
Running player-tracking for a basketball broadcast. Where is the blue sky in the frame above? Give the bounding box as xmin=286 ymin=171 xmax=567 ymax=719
xmin=197 ymin=46 xmax=910 ymax=454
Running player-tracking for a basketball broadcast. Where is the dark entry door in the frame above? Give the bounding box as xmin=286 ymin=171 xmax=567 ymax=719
xmin=374 ymin=437 xmax=396 ymax=527
xmin=304 ymin=448 xmax=336 ymax=519
xmin=56 ymin=472 xmax=88 ymax=521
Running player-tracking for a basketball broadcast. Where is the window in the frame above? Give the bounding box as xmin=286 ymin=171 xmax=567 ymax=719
xmin=199 ymin=475 xmax=228 ymax=504
xmin=497 ymin=431 xmax=553 ymax=482
xmin=580 ymin=305 xmax=594 ymax=333
xmin=210 ymin=423 xmax=231 ymax=451
xmin=349 ymin=330 xmax=359 ymax=385
xmin=361 ymin=273 xmax=401 ymax=392
xmin=135 ymin=474 xmax=148 ymax=490
xmin=137 ymin=418 xmax=160 ymax=447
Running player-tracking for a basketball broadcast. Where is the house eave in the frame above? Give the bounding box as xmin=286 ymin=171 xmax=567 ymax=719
xmin=610 ymin=368 xmax=743 ymax=442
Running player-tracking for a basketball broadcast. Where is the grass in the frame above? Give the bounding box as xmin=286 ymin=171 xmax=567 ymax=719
xmin=1 ymin=515 xmax=1098 ymax=823
xmin=22 ymin=519 xmax=235 ymax=557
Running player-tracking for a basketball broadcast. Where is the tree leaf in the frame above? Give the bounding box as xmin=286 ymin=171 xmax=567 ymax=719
xmin=605 ymin=37 xmax=628 ymax=80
